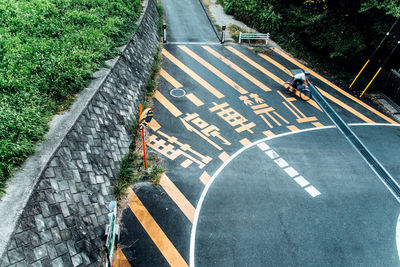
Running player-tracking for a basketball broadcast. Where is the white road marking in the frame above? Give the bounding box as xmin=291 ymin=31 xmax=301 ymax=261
xmin=294 ymin=176 xmax=310 ymax=187
xmin=397 ymin=214 xmax=400 ymax=261
xmin=284 ymin=167 xmax=299 ymax=178
xmin=304 ymin=186 xmax=321 ymax=197
xmin=266 ymin=150 xmax=279 ymax=159
xmin=257 ymin=142 xmax=270 ymax=151
xmin=191 ymin=124 xmax=397 ymax=267
xmin=274 ymin=158 xmax=289 ymax=168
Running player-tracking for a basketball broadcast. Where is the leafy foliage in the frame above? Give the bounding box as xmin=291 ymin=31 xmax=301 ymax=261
xmin=0 ymin=0 xmax=142 ymax=192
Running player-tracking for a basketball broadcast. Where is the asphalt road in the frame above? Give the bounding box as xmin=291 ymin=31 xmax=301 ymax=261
xmin=116 ymin=1 xmax=400 ymax=266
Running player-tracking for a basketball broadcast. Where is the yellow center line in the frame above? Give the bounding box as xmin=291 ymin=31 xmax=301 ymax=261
xmin=160 ymin=68 xmax=183 ymax=88
xmin=162 ymin=49 xmax=225 ymax=99
xmin=260 ymin=115 xmax=273 ymax=128
xmin=159 ymin=174 xmax=195 ymax=223
xmin=273 ymin=111 xmax=290 ymax=124
xmin=226 ymin=46 xmax=286 ymax=86
xmin=282 ymin=102 xmax=301 ymax=119
xmin=127 ymin=188 xmax=189 ymax=267
xmin=202 ymin=46 xmax=272 ymax=92
xmin=317 ymin=86 xmax=374 ymax=123
xmin=178 ymin=46 xmax=249 ymax=94
xmin=113 ymin=248 xmax=131 ymax=267
xmin=154 ymin=90 xmax=183 ymax=117
xmin=270 ymin=47 xmax=397 ymax=124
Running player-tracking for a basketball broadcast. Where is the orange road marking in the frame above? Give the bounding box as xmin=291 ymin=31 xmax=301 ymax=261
xmin=240 ymin=138 xmax=251 ymax=146
xmin=181 ymin=159 xmax=193 ymax=168
xmin=149 ymin=118 xmax=162 ymax=131
xmin=226 ymin=46 xmax=286 ymax=86
xmin=273 ymin=111 xmax=290 ymax=124
xmin=159 ymin=174 xmax=195 ymax=223
xmin=200 ymin=171 xmax=211 ymax=185
xmin=260 ymin=115 xmax=273 ymax=128
xmin=287 ymin=125 xmax=300 ymax=132
xmin=202 ymin=46 xmax=272 ymax=92
xmin=160 ymin=68 xmax=183 ymax=88
xmin=317 ymin=86 xmax=374 ymax=123
xmin=218 ymin=152 xmax=230 ymax=162
xmin=154 ymin=90 xmax=183 ymax=117
xmin=297 ymin=117 xmax=318 ymax=123
xmin=180 ymin=118 xmax=223 ymax=151
xmin=283 ymin=102 xmax=301 ymax=119
xmin=127 ymin=188 xmax=189 ymax=267
xmin=162 ymin=49 xmax=224 ymax=99
xmin=178 ymin=46 xmax=249 ymax=94
xmin=313 ymin=122 xmax=324 ymax=127
xmin=256 ymin=52 xmax=293 ymax=76
xmin=113 ymin=248 xmax=130 ymax=267
xmin=270 ymin=47 xmax=397 ymax=124
xmin=263 ymin=130 xmax=275 ymax=137
xmin=185 ymin=93 xmax=204 ymax=106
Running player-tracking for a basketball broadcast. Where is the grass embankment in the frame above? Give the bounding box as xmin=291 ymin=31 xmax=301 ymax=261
xmin=0 ymin=0 xmax=142 ymax=196
xmin=113 ymin=3 xmax=165 ymax=201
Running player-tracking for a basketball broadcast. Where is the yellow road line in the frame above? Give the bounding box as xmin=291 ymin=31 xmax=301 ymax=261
xmin=317 ymin=86 xmax=374 ymax=123
xmin=185 ymin=93 xmax=204 ymax=106
xmin=159 ymin=174 xmax=195 ymax=223
xmin=266 ymin=112 xmax=281 ymax=126
xmin=257 ymin=53 xmax=293 ymax=76
xmin=287 ymin=125 xmax=299 ymax=132
xmin=283 ymin=102 xmax=301 ymax=119
xmin=260 ymin=115 xmax=273 ymax=128
xmin=149 ymin=118 xmax=162 ymax=131
xmin=160 ymin=68 xmax=183 ymax=88
xmin=178 ymin=46 xmax=248 ymax=94
xmin=202 ymin=46 xmax=272 ymax=92
xmin=219 ymin=151 xmax=230 ymax=162
xmin=270 ymin=47 xmax=397 ymax=124
xmin=297 ymin=117 xmax=318 ymax=123
xmin=226 ymin=46 xmax=286 ymax=86
xmin=240 ymin=138 xmax=251 ymax=146
xmin=274 ymin=111 xmax=290 ymax=124
xmin=127 ymin=188 xmax=189 ymax=267
xmin=154 ymin=90 xmax=183 ymax=117
xmin=313 ymin=122 xmax=324 ymax=127
xmin=162 ymin=49 xmax=224 ymax=99
xmin=200 ymin=171 xmax=211 ymax=185
xmin=263 ymin=130 xmax=275 ymax=137
xmin=113 ymin=248 xmax=131 ymax=267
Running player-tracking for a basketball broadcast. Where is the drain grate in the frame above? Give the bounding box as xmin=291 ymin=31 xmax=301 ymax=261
xmin=170 ymin=88 xmax=186 ymax=98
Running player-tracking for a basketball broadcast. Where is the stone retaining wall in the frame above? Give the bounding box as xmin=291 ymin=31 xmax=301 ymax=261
xmin=0 ymin=0 xmax=159 ymax=265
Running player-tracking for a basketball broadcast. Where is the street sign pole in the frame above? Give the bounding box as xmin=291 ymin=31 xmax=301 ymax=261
xmin=139 ymin=105 xmax=148 ymax=170
xmin=138 ymin=105 xmax=154 ymax=170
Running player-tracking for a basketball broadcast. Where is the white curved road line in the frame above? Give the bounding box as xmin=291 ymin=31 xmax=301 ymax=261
xmin=190 ymin=123 xmax=400 ymax=267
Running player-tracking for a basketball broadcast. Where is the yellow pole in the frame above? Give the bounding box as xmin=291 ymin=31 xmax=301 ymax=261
xmin=349 ymin=59 xmax=370 ymax=88
xmin=359 ymin=67 xmax=382 ymax=97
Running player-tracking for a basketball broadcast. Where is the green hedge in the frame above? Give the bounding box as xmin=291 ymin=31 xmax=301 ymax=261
xmin=0 ymin=0 xmax=142 ymax=194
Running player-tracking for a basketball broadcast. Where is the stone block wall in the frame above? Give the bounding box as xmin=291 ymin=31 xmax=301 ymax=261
xmin=0 ymin=0 xmax=159 ymax=265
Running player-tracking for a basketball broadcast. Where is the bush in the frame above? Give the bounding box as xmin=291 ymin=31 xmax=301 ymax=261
xmin=0 ymin=0 xmax=142 ymax=193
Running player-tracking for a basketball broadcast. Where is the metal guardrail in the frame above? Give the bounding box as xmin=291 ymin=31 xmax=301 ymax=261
xmin=105 ymin=201 xmax=120 ymax=267
xmin=239 ymin=32 xmax=270 ymax=45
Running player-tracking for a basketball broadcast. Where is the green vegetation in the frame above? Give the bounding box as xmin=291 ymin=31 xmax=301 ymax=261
xmin=219 ymin=0 xmax=400 ymax=91
xmin=0 ymin=0 xmax=142 ymax=194
xmin=114 ymin=4 xmax=165 ymax=200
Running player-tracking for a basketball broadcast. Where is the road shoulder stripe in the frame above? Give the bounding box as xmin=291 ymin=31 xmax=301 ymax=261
xmin=127 ymin=188 xmax=189 ymax=267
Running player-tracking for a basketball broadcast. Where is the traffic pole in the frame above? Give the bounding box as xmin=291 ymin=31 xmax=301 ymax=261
xmin=139 ymin=105 xmax=148 ymax=170
xmin=221 ymin=25 xmax=226 ymax=44
xmin=360 ymin=40 xmax=400 ymax=97
xmin=349 ymin=17 xmax=399 ymax=89
xmin=163 ymin=24 xmax=167 ymax=43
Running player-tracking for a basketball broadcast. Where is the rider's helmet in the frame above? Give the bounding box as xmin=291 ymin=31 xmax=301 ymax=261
xmin=304 ymin=70 xmax=311 ymax=76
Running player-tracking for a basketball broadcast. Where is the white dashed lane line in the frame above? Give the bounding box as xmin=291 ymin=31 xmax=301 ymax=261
xmin=257 ymin=142 xmax=321 ymax=198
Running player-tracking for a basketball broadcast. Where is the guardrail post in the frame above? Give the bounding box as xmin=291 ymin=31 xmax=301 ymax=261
xmin=266 ymin=33 xmax=270 ymax=46
xmin=221 ymin=25 xmax=226 ymax=44
xmin=239 ymin=32 xmax=242 ymax=44
xmin=163 ymin=24 xmax=167 ymax=43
